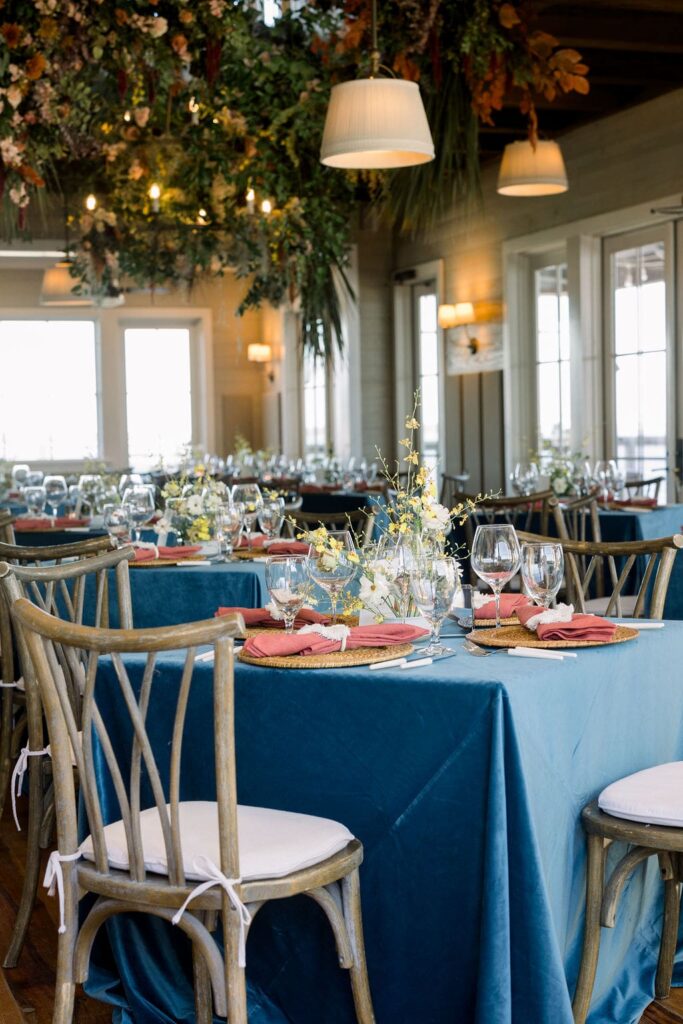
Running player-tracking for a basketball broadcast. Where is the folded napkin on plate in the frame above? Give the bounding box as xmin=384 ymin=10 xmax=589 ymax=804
xmin=15 ymin=516 xmax=90 ymax=530
xmin=243 ymin=622 xmax=428 ymax=659
xmin=516 ymin=603 xmax=617 ymax=642
xmin=216 ymin=606 xmax=329 ymax=629
xmin=474 ymin=593 xmax=531 ymax=620
xmin=265 ymin=541 xmax=310 ymax=555
xmin=134 ymin=545 xmax=202 ymax=563
xmin=237 ymin=534 xmax=266 ymax=548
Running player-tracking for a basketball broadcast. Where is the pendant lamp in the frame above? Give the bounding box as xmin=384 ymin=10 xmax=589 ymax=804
xmin=497 ymin=139 xmax=568 ymax=197
xmin=40 ymin=193 xmax=94 ymax=306
xmin=320 ymin=0 xmax=434 ymax=170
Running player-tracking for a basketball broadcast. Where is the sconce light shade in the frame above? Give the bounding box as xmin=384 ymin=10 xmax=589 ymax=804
xmin=497 ymin=139 xmax=568 ymax=197
xmin=247 ymin=343 xmax=272 ymax=364
xmin=40 ymin=259 xmax=93 ymax=306
xmin=320 ymin=78 xmax=435 ymax=169
xmin=438 ymin=302 xmax=475 ymax=329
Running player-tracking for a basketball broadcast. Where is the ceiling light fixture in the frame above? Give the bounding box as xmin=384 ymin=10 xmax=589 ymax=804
xmin=497 ymin=139 xmax=568 ymax=197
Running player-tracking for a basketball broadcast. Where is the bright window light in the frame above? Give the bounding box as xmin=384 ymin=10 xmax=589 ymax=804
xmin=302 ymin=343 xmax=327 ymax=457
xmin=124 ymin=327 xmax=193 ymax=469
xmin=0 ymin=320 xmax=98 ymax=460
xmin=535 ymin=263 xmax=570 ymax=450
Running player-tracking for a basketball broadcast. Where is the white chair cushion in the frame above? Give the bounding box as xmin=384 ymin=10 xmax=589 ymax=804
xmin=79 ymin=802 xmax=354 ymax=881
xmin=598 ymin=762 xmax=683 ymax=827
xmin=584 ymin=595 xmax=637 ymax=616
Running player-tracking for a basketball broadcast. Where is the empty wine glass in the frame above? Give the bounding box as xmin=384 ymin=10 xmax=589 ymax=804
xmin=215 ymin=504 xmax=244 ymax=561
xmin=470 ymin=524 xmax=521 ymax=629
xmin=24 ymin=485 xmax=46 ymax=518
xmin=103 ymin=503 xmax=132 ymax=548
xmin=593 ymin=461 xmax=610 ymax=503
xmin=11 ymin=464 xmax=30 ymax=489
xmin=410 ymin=556 xmax=460 ymax=656
xmin=258 ymin=497 xmax=285 ymax=541
xmin=44 ymin=475 xmax=67 ymax=522
xmin=520 ymin=542 xmax=564 ymax=609
xmin=265 ymin=555 xmax=311 ymax=633
xmin=512 ymin=462 xmax=540 ymax=496
xmin=308 ymin=530 xmax=356 ymax=623
xmin=232 ymin=483 xmax=262 ymax=546
xmin=121 ymin=485 xmax=155 ymax=543
xmin=119 ymin=473 xmax=143 ymax=495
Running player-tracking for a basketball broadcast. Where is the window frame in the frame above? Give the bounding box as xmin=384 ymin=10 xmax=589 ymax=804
xmin=530 ymin=251 xmax=570 ymax=452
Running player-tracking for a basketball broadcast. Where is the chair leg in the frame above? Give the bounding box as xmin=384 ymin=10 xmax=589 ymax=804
xmin=572 ymin=834 xmax=607 ymax=1024
xmin=655 ymin=872 xmax=680 ymax=1000
xmin=0 ymin=690 xmax=16 ymax=820
xmin=39 ymin=782 xmax=56 ymax=849
xmin=192 ymin=912 xmax=214 ymax=1024
xmin=341 ymin=870 xmax=376 ymax=1024
xmin=223 ymin=902 xmax=248 ymax=1024
xmin=52 ymin=864 xmax=77 ymax=1024
xmin=4 ymin=757 xmax=45 ymax=968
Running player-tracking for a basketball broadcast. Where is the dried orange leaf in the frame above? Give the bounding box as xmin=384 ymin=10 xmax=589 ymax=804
xmin=499 ymin=3 xmax=521 ymax=28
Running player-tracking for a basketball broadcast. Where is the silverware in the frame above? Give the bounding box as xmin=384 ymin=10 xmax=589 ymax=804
xmin=462 ymin=638 xmax=491 ymax=658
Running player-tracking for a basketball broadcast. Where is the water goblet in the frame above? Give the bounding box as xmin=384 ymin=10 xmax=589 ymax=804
xmin=11 ymin=464 xmax=30 ymax=490
xmin=308 ymin=530 xmax=356 ymax=623
xmin=43 ymin=475 xmax=67 ymax=522
xmin=265 ymin=555 xmax=311 ymax=633
xmin=103 ymin=503 xmax=132 ymax=548
xmin=258 ymin=497 xmax=285 ymax=541
xmin=24 ymin=485 xmax=46 ymax=518
xmin=470 ymin=524 xmax=521 ymax=629
xmin=410 ymin=556 xmax=460 ymax=656
xmin=231 ymin=483 xmax=262 ymax=546
xmin=520 ymin=542 xmax=564 ymax=610
xmin=215 ymin=504 xmax=244 ymax=562
xmin=121 ymin=485 xmax=155 ymax=544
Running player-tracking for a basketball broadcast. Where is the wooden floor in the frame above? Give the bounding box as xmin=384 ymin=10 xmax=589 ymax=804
xmin=0 ymin=807 xmax=678 ymax=1023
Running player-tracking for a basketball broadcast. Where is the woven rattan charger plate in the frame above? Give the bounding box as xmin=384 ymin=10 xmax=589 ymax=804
xmin=466 ymin=623 xmax=639 ymax=649
xmin=233 ymin=547 xmax=267 ymax=560
xmin=472 ymin=615 xmax=518 ymax=628
xmin=238 ymin=642 xmax=415 ymax=669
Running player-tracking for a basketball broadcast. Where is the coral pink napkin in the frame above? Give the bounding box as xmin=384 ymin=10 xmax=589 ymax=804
xmin=237 ymin=534 xmax=266 ymax=548
xmin=243 ymin=623 xmax=428 ymax=658
xmin=475 ymin=593 xmax=531 ymax=620
xmin=134 ymin=545 xmax=202 ymax=563
xmin=216 ymin=607 xmax=329 ymax=629
xmin=15 ymin=517 xmax=90 ymax=530
xmin=516 ymin=604 xmax=618 ymax=641
xmin=611 ymin=497 xmax=657 ymax=509
xmin=266 ymin=541 xmax=310 ymax=555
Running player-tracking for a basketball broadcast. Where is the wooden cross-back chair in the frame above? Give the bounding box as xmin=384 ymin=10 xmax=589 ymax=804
xmin=0 ymin=512 xmax=15 ymax=544
xmin=623 ymin=476 xmax=665 ymax=503
xmin=517 ymin=531 xmax=683 ymax=619
xmin=439 ymin=474 xmax=471 ymax=510
xmin=0 ymin=545 xmax=134 ymax=970
xmin=287 ymin=508 xmax=376 ymax=549
xmin=10 ymin=602 xmax=375 ymax=1024
xmin=550 ymin=494 xmax=604 ymax=599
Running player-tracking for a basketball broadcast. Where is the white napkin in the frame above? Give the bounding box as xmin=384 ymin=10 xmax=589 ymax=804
xmin=522 ymin=603 xmax=574 ymax=632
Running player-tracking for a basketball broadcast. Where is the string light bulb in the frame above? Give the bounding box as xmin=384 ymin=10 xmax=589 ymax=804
xmin=197 ymin=208 xmax=208 ymax=224
xmin=261 ymin=198 xmax=272 ymax=215
xmin=246 ymin=188 xmax=255 ymax=215
xmin=85 ymin=193 xmax=97 ymax=212
xmin=189 ymin=96 xmax=199 ymax=125
xmin=148 ymin=182 xmax=161 ymax=212
xmin=123 ymin=110 xmax=131 ymax=123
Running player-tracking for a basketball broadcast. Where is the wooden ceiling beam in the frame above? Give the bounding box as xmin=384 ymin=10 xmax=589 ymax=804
xmin=538 ymin=0 xmax=683 ymax=12
xmin=539 ymin=10 xmax=683 ymax=53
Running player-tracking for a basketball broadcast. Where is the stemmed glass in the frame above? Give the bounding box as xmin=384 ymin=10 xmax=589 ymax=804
xmin=265 ymin=555 xmax=311 ymax=633
xmin=103 ymin=503 xmax=132 ymax=548
xmin=43 ymin=475 xmax=67 ymax=522
xmin=512 ymin=462 xmax=539 ymax=496
xmin=593 ymin=461 xmax=610 ymax=503
xmin=385 ymin=533 xmax=423 ymax=622
xmin=121 ymin=485 xmax=155 ymax=543
xmin=520 ymin=542 xmax=564 ymax=610
xmin=470 ymin=524 xmax=521 ymax=629
xmin=308 ymin=530 xmax=356 ymax=623
xmin=24 ymin=485 xmax=46 ymax=518
xmin=410 ymin=556 xmax=460 ymax=656
xmin=215 ymin=504 xmax=244 ymax=562
xmin=258 ymin=497 xmax=285 ymax=541
xmin=232 ymin=483 xmax=262 ymax=546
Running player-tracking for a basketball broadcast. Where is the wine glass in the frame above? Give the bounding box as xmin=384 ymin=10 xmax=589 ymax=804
xmin=258 ymin=497 xmax=285 ymax=541
xmin=384 ymin=533 xmax=424 ymax=622
xmin=24 ymin=485 xmax=46 ymax=518
xmin=43 ymin=475 xmax=67 ymax=522
xmin=593 ymin=461 xmax=610 ymax=503
xmin=231 ymin=483 xmax=262 ymax=546
xmin=215 ymin=504 xmax=244 ymax=562
xmin=308 ymin=530 xmax=356 ymax=623
xmin=520 ymin=542 xmax=564 ymax=609
xmin=119 ymin=473 xmax=143 ymax=495
xmin=470 ymin=524 xmax=521 ymax=629
xmin=265 ymin=555 xmax=311 ymax=633
xmin=103 ymin=503 xmax=132 ymax=548
xmin=121 ymin=485 xmax=155 ymax=543
xmin=512 ymin=462 xmax=540 ymax=496
xmin=410 ymin=556 xmax=460 ymax=656
xmin=11 ymin=464 xmax=30 ymax=489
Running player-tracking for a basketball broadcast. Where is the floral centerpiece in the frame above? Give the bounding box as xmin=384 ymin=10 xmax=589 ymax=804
xmin=534 ymin=443 xmax=589 ymax=497
xmin=159 ymin=471 xmax=228 ymax=545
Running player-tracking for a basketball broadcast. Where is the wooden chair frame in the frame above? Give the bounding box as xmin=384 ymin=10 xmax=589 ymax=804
xmin=10 ymin=602 xmax=375 ymax=1024
xmin=623 ymin=476 xmax=664 ymax=503
xmin=0 ymin=512 xmax=15 ymax=545
xmin=517 ymin=531 xmax=683 ymax=619
xmin=288 ymin=508 xmax=377 ymax=549
xmin=0 ymin=546 xmax=133 ymax=969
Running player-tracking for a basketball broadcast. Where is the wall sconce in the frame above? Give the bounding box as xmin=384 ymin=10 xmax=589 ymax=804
xmin=247 ymin=342 xmax=275 ymax=383
xmin=437 ymin=300 xmax=503 ymax=355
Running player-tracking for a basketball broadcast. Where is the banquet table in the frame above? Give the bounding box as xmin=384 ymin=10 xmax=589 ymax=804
xmin=82 ymin=622 xmax=683 ymax=1024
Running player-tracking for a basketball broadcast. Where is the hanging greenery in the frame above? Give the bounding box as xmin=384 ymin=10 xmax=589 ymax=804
xmin=0 ymin=0 xmax=589 ymax=355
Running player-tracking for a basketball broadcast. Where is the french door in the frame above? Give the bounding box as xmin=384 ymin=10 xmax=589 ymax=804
xmin=411 ymin=280 xmax=441 ymax=475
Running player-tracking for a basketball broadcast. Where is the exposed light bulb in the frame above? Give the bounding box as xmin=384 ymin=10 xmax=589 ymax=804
xmin=261 ymin=199 xmax=272 ymax=215
xmin=148 ymin=182 xmax=161 ymax=212
xmin=189 ymin=96 xmax=199 ymax=124
xmin=197 ymin=208 xmax=208 ymax=224
xmin=246 ymin=187 xmax=255 ymax=215
xmin=85 ymin=193 xmax=97 ymax=212
xmin=123 ymin=110 xmax=131 ymax=123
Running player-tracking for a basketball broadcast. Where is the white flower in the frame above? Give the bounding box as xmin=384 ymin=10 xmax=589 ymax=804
xmin=359 ymin=572 xmax=392 ymax=617
xmin=552 ymin=477 xmax=568 ymax=496
xmin=148 ymin=16 xmax=168 ymax=37
xmin=6 ymin=86 xmax=22 ymax=110
xmin=421 ymin=500 xmax=452 ymax=533
xmin=0 ymin=137 xmax=21 ymax=166
xmin=187 ymin=494 xmax=204 ymax=516
xmin=204 ymin=493 xmax=222 ymax=513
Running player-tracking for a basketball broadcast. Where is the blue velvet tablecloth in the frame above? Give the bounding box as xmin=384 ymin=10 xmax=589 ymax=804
xmin=81 ymin=623 xmax=683 ymax=1024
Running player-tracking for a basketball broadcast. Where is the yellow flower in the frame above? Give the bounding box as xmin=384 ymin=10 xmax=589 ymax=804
xmin=405 ymin=416 xmax=420 ymax=430
xmin=399 ymin=437 xmax=411 ymax=448
xmin=404 ymin=451 xmax=419 ymax=465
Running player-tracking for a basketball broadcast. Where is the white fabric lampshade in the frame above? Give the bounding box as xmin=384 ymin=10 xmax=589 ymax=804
xmin=320 ymin=78 xmax=434 ymax=169
xmin=247 ymin=343 xmax=272 ymax=363
xmin=497 ymin=140 xmax=568 ymax=197
xmin=40 ymin=259 xmax=93 ymax=306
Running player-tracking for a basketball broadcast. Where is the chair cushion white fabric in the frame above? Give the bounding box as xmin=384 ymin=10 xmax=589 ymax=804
xmin=79 ymin=802 xmax=354 ymax=880
xmin=584 ymin=595 xmax=637 ymax=616
xmin=598 ymin=762 xmax=683 ymax=827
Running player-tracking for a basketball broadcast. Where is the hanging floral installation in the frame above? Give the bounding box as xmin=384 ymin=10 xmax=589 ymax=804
xmin=0 ymin=0 xmax=589 ymax=355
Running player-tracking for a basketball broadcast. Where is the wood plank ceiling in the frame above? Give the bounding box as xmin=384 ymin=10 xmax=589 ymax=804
xmin=478 ymin=0 xmax=683 ymax=158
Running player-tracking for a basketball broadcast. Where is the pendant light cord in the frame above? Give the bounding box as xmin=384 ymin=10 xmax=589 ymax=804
xmin=370 ymin=0 xmax=380 ymax=76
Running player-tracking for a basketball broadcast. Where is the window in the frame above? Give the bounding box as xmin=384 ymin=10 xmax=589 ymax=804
xmin=124 ymin=327 xmax=193 ymax=469
xmin=302 ymin=349 xmax=328 ymax=457
xmin=534 ymin=263 xmax=570 ymax=450
xmin=0 ymin=319 xmax=98 ymax=460
xmin=605 ymin=231 xmax=671 ymax=493
xmin=413 ymin=284 xmax=440 ymax=474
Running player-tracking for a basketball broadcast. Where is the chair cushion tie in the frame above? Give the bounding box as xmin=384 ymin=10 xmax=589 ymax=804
xmin=44 ymin=850 xmax=81 ymax=934
xmin=11 ymin=745 xmax=49 ymax=831
xmin=171 ymin=855 xmax=251 ymax=967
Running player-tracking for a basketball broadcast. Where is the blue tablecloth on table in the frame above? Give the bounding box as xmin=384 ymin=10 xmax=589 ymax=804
xmin=79 ymin=623 xmax=683 ymax=1024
